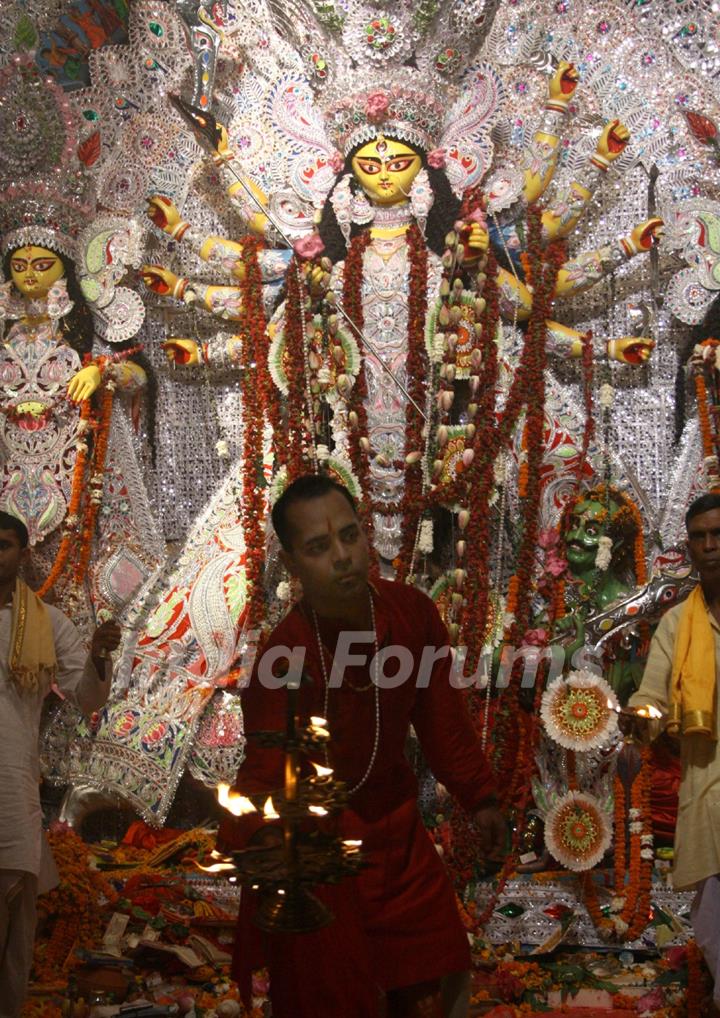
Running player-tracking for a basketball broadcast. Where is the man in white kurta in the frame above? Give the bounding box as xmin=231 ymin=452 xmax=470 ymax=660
xmin=629 ymin=493 xmax=720 ymax=1007
xmin=0 ymin=512 xmax=119 ymax=1018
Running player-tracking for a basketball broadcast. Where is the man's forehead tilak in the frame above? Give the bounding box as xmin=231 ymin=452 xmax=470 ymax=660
xmin=287 ymin=497 xmax=356 ymax=547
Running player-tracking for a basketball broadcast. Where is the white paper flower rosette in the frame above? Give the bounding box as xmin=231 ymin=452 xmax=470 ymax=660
xmin=540 ymin=670 xmax=619 ymax=752
xmin=544 ymin=790 xmax=613 ymax=872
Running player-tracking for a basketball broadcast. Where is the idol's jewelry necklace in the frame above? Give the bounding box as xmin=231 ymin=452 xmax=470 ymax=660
xmin=311 ymin=588 xmax=381 ymax=795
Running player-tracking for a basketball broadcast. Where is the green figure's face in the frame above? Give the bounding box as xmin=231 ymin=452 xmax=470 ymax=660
xmin=565 ymin=498 xmax=610 ymax=577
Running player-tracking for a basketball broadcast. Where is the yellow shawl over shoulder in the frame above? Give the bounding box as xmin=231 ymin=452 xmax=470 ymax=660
xmin=9 ymin=578 xmax=56 ymax=693
xmin=669 ymin=585 xmax=716 ymax=738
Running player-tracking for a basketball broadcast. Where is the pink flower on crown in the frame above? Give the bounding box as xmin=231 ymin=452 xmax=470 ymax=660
xmin=294 ymin=232 xmax=326 ymax=261
xmin=365 ymin=91 xmax=390 ymax=123
xmin=468 ymin=206 xmax=488 ymax=229
xmin=427 ymin=148 xmax=447 ymax=169
xmin=329 ymin=150 xmax=345 ymax=174
xmin=538 ymin=527 xmax=560 ymax=549
xmin=545 ymin=552 xmax=568 ymax=577
xmin=522 ymin=628 xmax=548 ymax=647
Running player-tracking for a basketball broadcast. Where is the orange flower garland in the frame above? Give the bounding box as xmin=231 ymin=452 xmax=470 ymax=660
xmin=582 ymin=745 xmax=653 ymax=941
xmin=73 ymin=383 xmax=114 ymax=585
xmin=694 ymin=359 xmax=720 ymax=492
xmin=696 ymin=373 xmax=714 ymax=459
xmin=238 ymin=237 xmax=271 ymax=628
xmin=37 ymin=398 xmax=93 ymax=598
xmin=33 ymin=827 xmax=118 ymax=984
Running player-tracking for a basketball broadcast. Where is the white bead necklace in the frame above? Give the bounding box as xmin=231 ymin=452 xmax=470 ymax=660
xmin=310 ymin=588 xmax=381 ymax=796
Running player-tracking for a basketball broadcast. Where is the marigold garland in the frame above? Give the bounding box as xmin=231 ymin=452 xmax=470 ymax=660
xmin=37 ymin=399 xmax=93 ymax=598
xmin=695 ymin=362 xmax=720 ymax=492
xmin=33 ymin=827 xmax=118 ymax=984
xmin=582 ymin=744 xmax=653 ymax=941
xmin=238 ymin=237 xmax=271 ymax=628
xmin=73 ymin=383 xmax=114 ymax=585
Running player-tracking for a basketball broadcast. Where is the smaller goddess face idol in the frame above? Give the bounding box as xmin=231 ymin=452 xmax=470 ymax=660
xmin=565 ymin=498 xmax=611 ymax=576
xmin=9 ymin=245 xmax=65 ymax=299
xmin=351 ymin=134 xmax=422 ymax=206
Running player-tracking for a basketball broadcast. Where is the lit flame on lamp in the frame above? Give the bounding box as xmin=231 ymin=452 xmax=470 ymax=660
xmin=312 ymin=762 xmax=334 ymax=777
xmin=217 ymin=782 xmax=258 ymax=816
xmin=309 ymin=715 xmax=330 ymax=737
xmin=263 ymin=796 xmax=280 ymax=820
xmin=308 ymin=805 xmax=328 ymax=817
xmin=195 ymin=848 xmax=236 ymax=874
xmin=634 ymin=704 xmax=663 ymax=719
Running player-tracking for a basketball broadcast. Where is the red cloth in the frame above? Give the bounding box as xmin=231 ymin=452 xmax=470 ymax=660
xmin=649 ymin=736 xmax=681 ymax=843
xmin=219 ymin=579 xmax=496 ymax=1016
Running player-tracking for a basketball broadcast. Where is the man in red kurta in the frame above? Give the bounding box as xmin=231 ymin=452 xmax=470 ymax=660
xmin=220 ymin=475 xmax=505 ymax=1018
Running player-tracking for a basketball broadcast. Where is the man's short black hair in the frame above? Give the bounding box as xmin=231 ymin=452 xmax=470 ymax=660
xmin=686 ymin=493 xmax=720 ymax=530
xmin=272 ymin=474 xmax=357 ymax=551
xmin=0 ymin=510 xmax=29 ymax=548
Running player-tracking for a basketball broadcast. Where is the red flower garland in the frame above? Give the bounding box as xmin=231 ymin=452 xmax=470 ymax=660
xmin=456 ymin=247 xmax=501 ymax=676
xmin=342 ymin=230 xmax=376 ymax=547
xmin=505 ymin=208 xmax=565 ymax=641
xmin=282 ymin=258 xmax=311 ymax=480
xmin=394 ymin=223 xmax=429 ymax=581
xmin=576 ymin=330 xmax=595 ymax=484
xmin=238 ymin=237 xmax=271 ymax=628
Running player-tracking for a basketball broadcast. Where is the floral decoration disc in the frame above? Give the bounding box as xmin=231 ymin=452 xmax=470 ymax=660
xmin=544 ymin=790 xmax=612 ymax=872
xmin=269 ymin=315 xmax=359 ymax=398
xmin=540 ymin=669 xmax=619 ymax=752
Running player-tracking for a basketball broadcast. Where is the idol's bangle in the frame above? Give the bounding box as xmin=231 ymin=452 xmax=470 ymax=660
xmin=538 ymin=100 xmax=570 ymax=138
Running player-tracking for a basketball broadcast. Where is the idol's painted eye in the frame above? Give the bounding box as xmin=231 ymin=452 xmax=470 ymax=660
xmin=10 ymin=260 xmax=28 ymax=273
xmin=32 ymin=259 xmax=59 ymax=273
xmin=355 ymin=159 xmax=382 ymax=175
xmin=386 ymin=156 xmax=417 ymax=173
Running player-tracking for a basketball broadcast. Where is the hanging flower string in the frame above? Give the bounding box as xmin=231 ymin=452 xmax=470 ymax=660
xmin=457 ymin=244 xmax=501 ymax=675
xmin=239 ymin=237 xmax=271 ymax=628
xmin=583 ymin=744 xmax=653 ymax=941
xmin=491 ymin=210 xmax=564 ymax=822
xmin=283 ymin=258 xmax=312 ymax=480
xmin=394 ymin=222 xmax=429 ymax=581
xmin=343 ymin=229 xmax=377 ymax=547
xmin=73 ymin=383 xmax=114 ymax=586
xmin=37 ymin=399 xmax=94 ymax=598
xmin=505 ymin=208 xmax=564 ymax=641
xmin=693 ymin=340 xmax=720 ymax=491
xmin=575 ymin=329 xmax=595 ymax=484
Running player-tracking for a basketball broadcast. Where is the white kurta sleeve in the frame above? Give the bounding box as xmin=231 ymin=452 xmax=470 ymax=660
xmin=47 ymin=606 xmax=110 ymax=716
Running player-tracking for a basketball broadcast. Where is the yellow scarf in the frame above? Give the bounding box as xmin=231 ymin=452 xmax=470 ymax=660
xmin=8 ymin=578 xmax=56 ymax=693
xmin=668 ymin=585 xmax=716 ymax=738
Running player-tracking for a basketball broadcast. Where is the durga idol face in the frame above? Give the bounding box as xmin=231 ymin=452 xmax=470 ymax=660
xmin=10 ymin=245 xmax=65 ymax=299
xmin=351 ymin=134 xmax=422 ymax=206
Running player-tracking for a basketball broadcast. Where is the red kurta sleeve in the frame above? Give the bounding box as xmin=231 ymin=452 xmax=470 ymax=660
xmin=410 ymin=595 xmax=496 ymax=812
